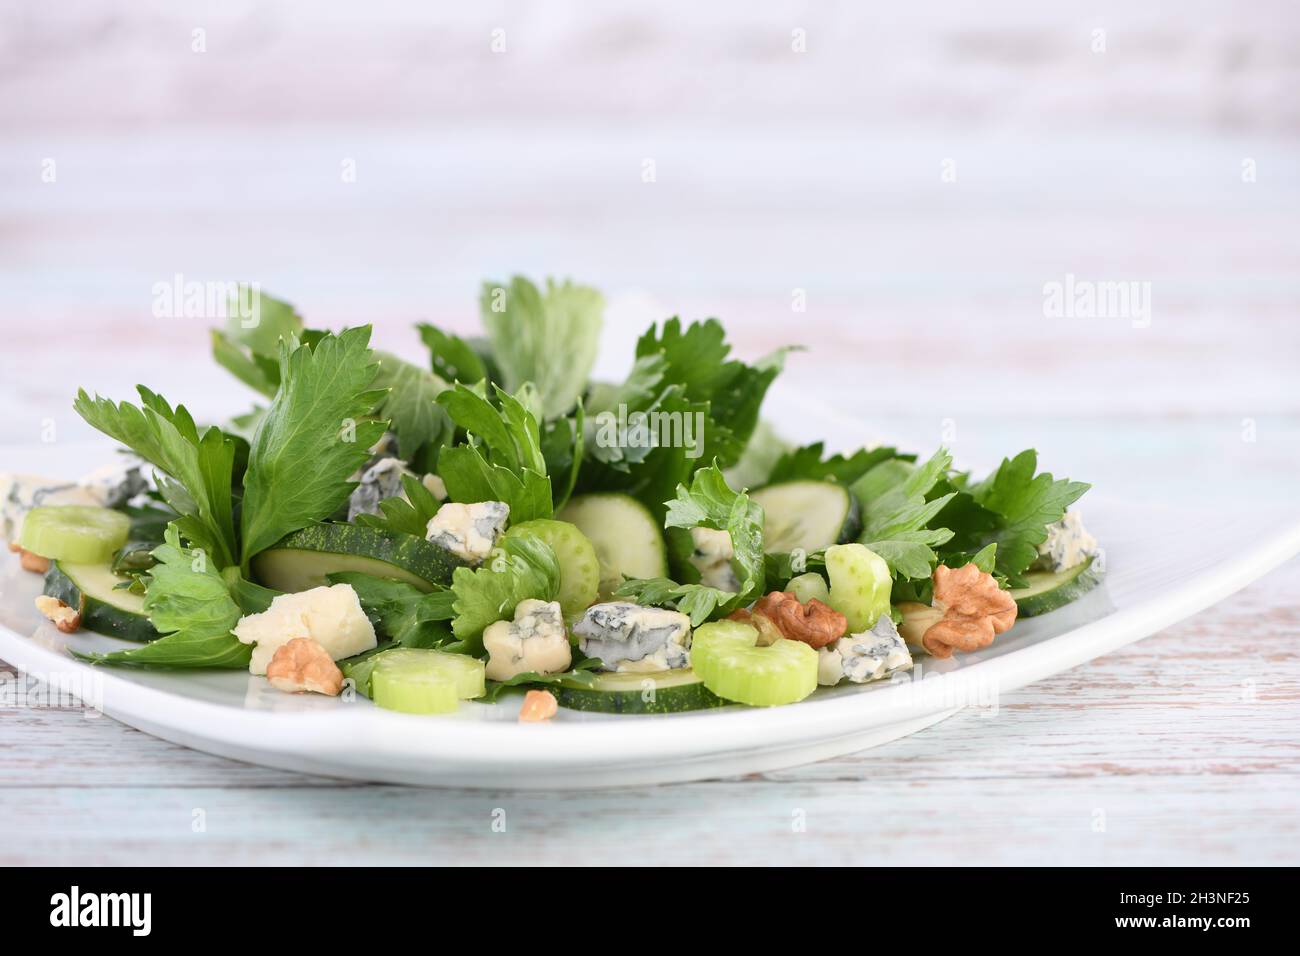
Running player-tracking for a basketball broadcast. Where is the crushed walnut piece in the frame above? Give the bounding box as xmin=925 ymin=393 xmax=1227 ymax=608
xmin=519 ymin=689 xmax=558 ymax=722
xmin=729 ymin=590 xmax=848 ymax=649
xmin=34 ymin=595 xmax=81 ymax=633
xmin=901 ymin=563 xmax=1017 ymax=659
xmin=265 ymin=638 xmax=344 ymax=696
xmin=18 ymin=549 xmax=50 ymax=574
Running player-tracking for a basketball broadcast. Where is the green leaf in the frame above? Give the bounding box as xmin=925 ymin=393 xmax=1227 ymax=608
xmin=861 ymin=528 xmax=956 ymax=580
xmin=635 ymin=318 xmax=789 ymax=467
xmin=769 ymin=443 xmax=912 ymax=487
xmin=540 ymin=403 xmax=584 ymax=511
xmin=75 ymin=526 xmax=250 ymax=669
xmin=450 ymin=532 xmax=562 ymax=653
xmin=224 ymin=288 xmax=304 ymax=358
xmin=969 ymin=450 xmax=1090 ymax=580
xmin=239 ymin=328 xmax=388 ymax=568
xmin=371 ymin=351 xmax=454 ymax=459
xmin=74 ymin=387 xmax=239 ymax=568
xmin=480 ymin=276 xmax=604 ymax=419
xmin=616 ymin=465 xmax=765 ymax=623
xmin=328 ymin=572 xmax=456 ymax=648
xmin=355 ymin=474 xmax=443 ymax=537
xmin=848 ymin=448 xmax=958 ymax=581
xmin=209 ymin=289 xmax=304 ymax=397
xmin=417 ymin=323 xmax=489 ymax=385
xmin=436 ymin=383 xmax=554 ymax=522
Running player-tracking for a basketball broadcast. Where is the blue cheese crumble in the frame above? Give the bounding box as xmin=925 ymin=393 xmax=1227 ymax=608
xmin=425 ymin=500 xmax=509 ymax=565
xmin=482 ymin=599 xmax=572 ymax=681
xmin=1035 ymin=510 xmax=1098 ymax=573
xmin=347 ymin=456 xmax=413 ymax=522
xmin=689 ymin=527 xmax=740 ymax=593
xmin=573 ymin=602 xmax=693 ymax=673
xmin=817 ymin=614 xmax=913 ymax=686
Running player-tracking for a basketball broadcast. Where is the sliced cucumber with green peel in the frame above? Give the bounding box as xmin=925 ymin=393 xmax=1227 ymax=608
xmin=19 ymin=505 xmax=130 ymax=564
xmin=786 ymin=572 xmax=830 ymax=605
xmin=690 ymin=620 xmax=818 ymax=707
xmin=504 ymin=519 xmax=600 ymax=618
xmin=751 ymin=481 xmax=861 ymax=554
xmin=554 ymin=668 xmax=726 ymax=714
xmin=556 ymin=493 xmax=668 ymax=599
xmin=44 ymin=561 xmax=156 ymax=643
xmin=1011 ymin=557 xmax=1102 ymax=617
xmin=825 ymin=543 xmax=891 ymax=632
xmin=252 ymin=523 xmax=462 ymax=594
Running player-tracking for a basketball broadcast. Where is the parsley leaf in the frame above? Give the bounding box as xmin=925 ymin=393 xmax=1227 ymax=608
xmin=371 ymin=351 xmax=454 ymax=461
xmin=635 ymin=319 xmax=788 ymax=467
xmin=480 ymin=276 xmax=604 ymax=419
xmin=75 ymin=525 xmax=250 ymax=669
xmin=239 ymin=328 xmax=388 ymax=567
xmin=209 ymin=289 xmax=304 ymax=398
xmin=354 ymin=473 xmax=443 ymax=538
xmin=616 ymin=465 xmax=765 ymax=623
xmin=449 ymin=532 xmax=562 ymax=653
xmin=769 ymin=443 xmax=913 ymax=487
xmin=74 ymin=387 xmax=240 ymax=568
xmin=436 ymin=383 xmax=554 ymax=522
xmin=479 ymin=657 xmax=602 ymax=703
xmin=417 ymin=323 xmax=489 ymax=385
xmin=969 ymin=449 xmax=1090 ymax=582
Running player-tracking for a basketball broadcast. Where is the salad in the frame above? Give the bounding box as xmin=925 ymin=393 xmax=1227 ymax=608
xmin=3 ymin=277 xmax=1103 ymax=719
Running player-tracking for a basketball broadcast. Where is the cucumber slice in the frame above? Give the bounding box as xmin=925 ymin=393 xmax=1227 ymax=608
xmin=1011 ymin=557 xmax=1102 ymax=617
xmin=252 ymin=523 xmax=462 ymax=594
xmin=556 ymin=494 xmax=668 ymax=599
xmin=504 ymin=519 xmax=600 ymax=618
xmin=19 ymin=505 xmax=130 ymax=564
xmin=786 ymin=572 xmax=830 ymax=605
xmin=690 ymin=620 xmax=818 ymax=707
xmin=44 ymin=560 xmax=156 ymax=643
xmin=825 ymin=543 xmax=891 ymax=632
xmin=554 ymin=668 xmax=726 ymax=714
xmin=751 ymin=481 xmax=861 ymax=554
xmin=368 ymin=648 xmax=487 ymax=714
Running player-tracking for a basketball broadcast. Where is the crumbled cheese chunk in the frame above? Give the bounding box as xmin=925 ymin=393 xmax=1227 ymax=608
xmin=425 ymin=501 xmax=509 ymax=565
xmin=347 ymin=456 xmax=414 ymax=521
xmin=2 ymin=473 xmax=107 ymax=544
xmin=233 ymin=583 xmax=377 ymax=676
xmin=79 ymin=458 xmax=153 ymax=509
xmin=482 ymin=599 xmax=571 ymax=681
xmin=1036 ymin=510 xmax=1098 ymax=573
xmin=573 ymin=602 xmax=693 ymax=673
xmin=421 ymin=473 xmax=448 ymax=502
xmin=817 ymin=615 xmax=913 ymax=686
xmin=689 ymin=527 xmax=740 ymax=593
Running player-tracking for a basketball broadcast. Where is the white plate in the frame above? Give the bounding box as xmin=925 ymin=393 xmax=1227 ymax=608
xmin=3 ymin=398 xmax=1299 ymax=789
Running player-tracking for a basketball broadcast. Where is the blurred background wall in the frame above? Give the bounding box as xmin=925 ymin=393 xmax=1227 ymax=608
xmin=1 ymin=0 xmax=1297 ymax=502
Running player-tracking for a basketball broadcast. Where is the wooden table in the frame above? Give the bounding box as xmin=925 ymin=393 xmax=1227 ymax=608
xmin=1 ymin=1 xmax=1298 ymax=865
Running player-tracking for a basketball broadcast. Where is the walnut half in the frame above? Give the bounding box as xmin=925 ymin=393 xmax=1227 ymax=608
xmin=898 ymin=563 xmax=1017 ymax=659
xmin=265 ymin=638 xmax=344 ymax=696
xmin=729 ymin=591 xmax=848 ymax=649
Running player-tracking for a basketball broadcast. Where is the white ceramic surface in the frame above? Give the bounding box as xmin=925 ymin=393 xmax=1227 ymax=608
xmin=4 ymin=414 xmax=1299 ymax=789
